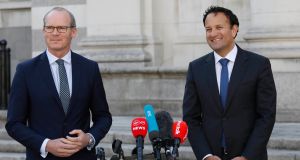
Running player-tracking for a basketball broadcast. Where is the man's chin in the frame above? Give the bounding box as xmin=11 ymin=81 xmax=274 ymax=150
xmin=48 ymin=45 xmax=62 ymax=50
xmin=209 ymin=45 xmax=221 ymax=51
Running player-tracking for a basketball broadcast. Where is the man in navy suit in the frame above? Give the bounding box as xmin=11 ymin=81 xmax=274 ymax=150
xmin=6 ymin=7 xmax=112 ymax=159
xmin=183 ymin=6 xmax=276 ymax=160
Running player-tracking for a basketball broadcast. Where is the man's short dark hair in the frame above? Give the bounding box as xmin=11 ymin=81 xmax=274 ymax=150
xmin=203 ymin=6 xmax=239 ymax=28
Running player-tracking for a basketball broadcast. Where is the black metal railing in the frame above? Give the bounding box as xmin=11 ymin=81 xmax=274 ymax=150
xmin=0 ymin=39 xmax=11 ymax=109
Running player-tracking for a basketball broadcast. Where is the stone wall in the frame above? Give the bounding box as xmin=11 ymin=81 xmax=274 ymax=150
xmin=0 ymin=1 xmax=32 ymax=78
xmin=101 ymin=67 xmax=300 ymax=122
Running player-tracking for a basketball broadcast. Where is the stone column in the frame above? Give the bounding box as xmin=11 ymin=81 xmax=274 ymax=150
xmin=245 ymin=0 xmax=300 ymax=60
xmin=245 ymin=0 xmax=300 ymax=122
xmin=79 ymin=0 xmax=151 ymax=68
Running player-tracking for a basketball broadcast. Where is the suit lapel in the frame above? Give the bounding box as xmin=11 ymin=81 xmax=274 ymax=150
xmin=205 ymin=53 xmax=223 ymax=112
xmin=67 ymin=52 xmax=81 ymax=116
xmin=225 ymin=47 xmax=248 ymax=112
xmin=39 ymin=52 xmax=63 ymax=111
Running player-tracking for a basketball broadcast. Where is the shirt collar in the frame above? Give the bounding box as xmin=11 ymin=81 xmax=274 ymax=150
xmin=46 ymin=49 xmax=72 ymax=65
xmin=214 ymin=44 xmax=237 ymax=64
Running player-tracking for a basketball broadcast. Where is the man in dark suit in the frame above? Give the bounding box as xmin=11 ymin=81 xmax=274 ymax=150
xmin=183 ymin=6 xmax=276 ymax=160
xmin=5 ymin=7 xmax=112 ymax=159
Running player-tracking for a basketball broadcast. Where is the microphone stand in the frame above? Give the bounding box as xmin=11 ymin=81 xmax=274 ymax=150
xmin=165 ymin=146 xmax=174 ymax=160
xmin=136 ymin=136 xmax=144 ymax=160
xmin=171 ymin=139 xmax=180 ymax=159
xmin=152 ymin=138 xmax=162 ymax=160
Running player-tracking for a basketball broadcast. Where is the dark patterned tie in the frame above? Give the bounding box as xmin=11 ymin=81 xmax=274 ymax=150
xmin=56 ymin=59 xmax=70 ymax=114
xmin=219 ymin=58 xmax=229 ymax=148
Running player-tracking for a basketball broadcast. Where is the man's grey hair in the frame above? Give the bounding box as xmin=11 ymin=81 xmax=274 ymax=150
xmin=43 ymin=7 xmax=76 ymax=27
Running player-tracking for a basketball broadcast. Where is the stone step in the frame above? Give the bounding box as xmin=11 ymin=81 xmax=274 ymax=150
xmin=267 ymin=123 xmax=300 ymax=150
xmin=0 ymin=139 xmax=194 ymax=159
xmin=105 ymin=117 xmax=300 ymax=150
xmin=0 ymin=153 xmax=25 ymax=160
xmin=1 ymin=115 xmax=300 ymax=159
xmin=0 ymin=140 xmax=25 ymax=153
xmin=0 ymin=141 xmax=299 ymax=160
xmin=97 ymin=142 xmax=195 ymax=160
xmin=101 ymin=128 xmax=300 ymax=151
xmin=0 ymin=111 xmax=6 ymax=129
xmin=268 ymin=149 xmax=300 ymax=160
xmin=1 ymin=118 xmax=300 ymax=151
xmin=3 ymin=127 xmax=299 ymax=151
xmin=0 ymin=129 xmax=10 ymax=140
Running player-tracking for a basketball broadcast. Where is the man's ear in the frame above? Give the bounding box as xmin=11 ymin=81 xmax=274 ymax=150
xmin=71 ymin=28 xmax=77 ymax=38
xmin=232 ymin=24 xmax=239 ymax=38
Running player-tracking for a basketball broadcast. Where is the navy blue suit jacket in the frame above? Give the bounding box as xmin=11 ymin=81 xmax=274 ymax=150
xmin=6 ymin=51 xmax=112 ymax=160
xmin=183 ymin=46 xmax=276 ymax=160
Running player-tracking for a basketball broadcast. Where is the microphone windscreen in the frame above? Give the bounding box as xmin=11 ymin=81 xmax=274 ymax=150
xmin=131 ymin=117 xmax=148 ymax=138
xmin=155 ymin=111 xmax=173 ymax=140
xmin=144 ymin=104 xmax=159 ymax=134
xmin=112 ymin=139 xmax=123 ymax=154
xmin=172 ymin=121 xmax=188 ymax=144
xmin=149 ymin=130 xmax=160 ymax=142
xmin=110 ymin=155 xmax=119 ymax=160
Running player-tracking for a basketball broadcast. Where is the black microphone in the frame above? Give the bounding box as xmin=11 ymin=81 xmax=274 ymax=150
xmin=111 ymin=139 xmax=124 ymax=160
xmin=96 ymin=147 xmax=106 ymax=160
xmin=155 ymin=111 xmax=174 ymax=160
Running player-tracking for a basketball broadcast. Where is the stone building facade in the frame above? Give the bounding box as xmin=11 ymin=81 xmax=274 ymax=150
xmin=1 ymin=0 xmax=300 ymax=121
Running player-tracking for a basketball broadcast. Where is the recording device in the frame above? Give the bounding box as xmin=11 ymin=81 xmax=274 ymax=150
xmin=155 ymin=111 xmax=174 ymax=160
xmin=171 ymin=121 xmax=188 ymax=158
xmin=131 ymin=117 xmax=148 ymax=160
xmin=144 ymin=104 xmax=162 ymax=160
xmin=96 ymin=147 xmax=106 ymax=160
xmin=111 ymin=139 xmax=125 ymax=160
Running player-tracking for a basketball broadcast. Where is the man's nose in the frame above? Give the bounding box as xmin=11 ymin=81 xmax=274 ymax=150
xmin=209 ymin=28 xmax=218 ymax=37
xmin=52 ymin=28 xmax=60 ymax=35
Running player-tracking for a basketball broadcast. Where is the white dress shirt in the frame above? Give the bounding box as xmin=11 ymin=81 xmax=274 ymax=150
xmin=202 ymin=45 xmax=237 ymax=160
xmin=40 ymin=50 xmax=95 ymax=158
xmin=47 ymin=50 xmax=73 ymax=95
xmin=214 ymin=45 xmax=237 ymax=93
xmin=40 ymin=49 xmax=73 ymax=158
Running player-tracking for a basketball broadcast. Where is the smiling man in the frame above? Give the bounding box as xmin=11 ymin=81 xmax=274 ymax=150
xmin=6 ymin=7 xmax=112 ymax=160
xmin=183 ymin=6 xmax=277 ymax=160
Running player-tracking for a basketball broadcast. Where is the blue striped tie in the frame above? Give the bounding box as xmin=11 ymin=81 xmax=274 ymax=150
xmin=219 ymin=58 xmax=229 ymax=148
xmin=56 ymin=59 xmax=70 ymax=114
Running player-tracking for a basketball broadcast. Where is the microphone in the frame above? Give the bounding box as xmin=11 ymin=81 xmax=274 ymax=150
xmin=172 ymin=121 xmax=188 ymax=158
xmin=96 ymin=147 xmax=105 ymax=160
xmin=131 ymin=117 xmax=148 ymax=160
xmin=111 ymin=139 xmax=124 ymax=160
xmin=155 ymin=111 xmax=174 ymax=160
xmin=144 ymin=104 xmax=162 ymax=160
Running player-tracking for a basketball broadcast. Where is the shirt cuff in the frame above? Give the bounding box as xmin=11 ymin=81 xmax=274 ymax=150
xmin=86 ymin=133 xmax=96 ymax=150
xmin=202 ymin=154 xmax=213 ymax=160
xmin=40 ymin=138 xmax=50 ymax=158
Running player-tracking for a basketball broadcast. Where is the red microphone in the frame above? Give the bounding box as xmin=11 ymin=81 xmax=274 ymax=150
xmin=171 ymin=120 xmax=188 ymax=158
xmin=131 ymin=117 xmax=148 ymax=160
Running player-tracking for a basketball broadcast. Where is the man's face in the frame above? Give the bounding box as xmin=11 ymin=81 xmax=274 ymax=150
xmin=43 ymin=10 xmax=77 ymax=57
xmin=204 ymin=12 xmax=238 ymax=57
